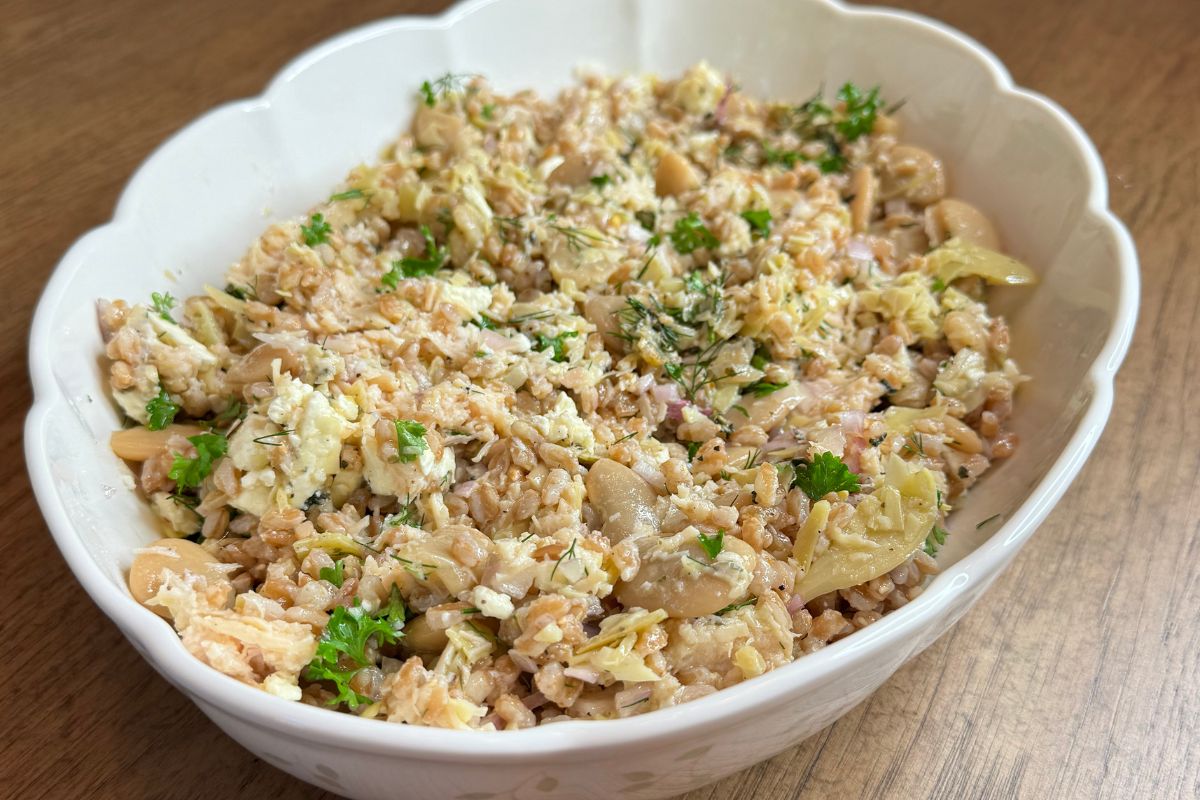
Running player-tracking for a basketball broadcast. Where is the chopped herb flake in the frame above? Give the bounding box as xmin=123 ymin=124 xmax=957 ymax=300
xmin=793 ymin=451 xmax=860 ymax=500
xmin=392 ymin=420 xmax=429 ymax=463
xmin=301 ymin=213 xmax=332 ymax=246
xmin=150 ymin=292 xmax=176 ymax=322
xmin=697 ymin=529 xmax=724 ymax=560
xmin=669 ymin=212 xmax=718 ymax=254
xmin=740 ymin=209 xmax=772 ymax=239
xmin=168 ymin=432 xmax=228 ymax=490
xmin=145 ymin=387 xmax=179 ymax=431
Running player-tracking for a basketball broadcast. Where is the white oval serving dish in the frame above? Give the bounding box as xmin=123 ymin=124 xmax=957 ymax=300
xmin=25 ymin=1 xmax=1138 ymax=797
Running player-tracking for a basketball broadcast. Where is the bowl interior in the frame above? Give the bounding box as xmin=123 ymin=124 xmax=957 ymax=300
xmin=32 ymin=0 xmax=1124 ymax=664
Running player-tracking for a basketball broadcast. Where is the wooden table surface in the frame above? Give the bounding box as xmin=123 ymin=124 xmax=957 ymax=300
xmin=2 ymin=0 xmax=1197 ymax=797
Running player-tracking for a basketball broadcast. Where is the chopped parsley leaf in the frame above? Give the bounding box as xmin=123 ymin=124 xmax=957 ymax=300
xmin=481 ymin=103 xmax=495 ymax=120
xmin=635 ymin=209 xmax=657 ymax=232
xmin=669 ymin=212 xmax=718 ymax=254
xmin=396 ymin=224 xmax=448 ymax=278
xmin=304 ymin=599 xmax=402 ymax=708
xmin=380 ymin=262 xmax=402 ymax=290
xmin=740 ymin=209 xmax=772 ymax=239
xmin=392 ymin=420 xmax=429 ymax=463
xmin=301 ymin=213 xmax=332 ymax=246
xmin=319 ymin=560 xmax=345 ymax=587
xmin=532 ymin=330 xmax=579 ymax=363
xmin=835 ymin=82 xmax=884 ymax=141
xmin=168 ymin=432 xmax=228 ymax=490
xmin=750 ymin=344 xmax=771 ymax=371
xmin=329 ymin=188 xmax=366 ymax=202
xmin=686 ymin=441 xmax=702 ymax=462
xmin=145 ymin=387 xmax=180 ymax=431
xmin=697 ymin=529 xmax=724 ymax=560
xmin=792 ymin=451 xmax=860 ymax=500
xmin=589 ymin=174 xmax=612 ymax=188
xmin=923 ymin=524 xmax=948 ymax=557
xmin=762 ymin=145 xmax=802 ymax=168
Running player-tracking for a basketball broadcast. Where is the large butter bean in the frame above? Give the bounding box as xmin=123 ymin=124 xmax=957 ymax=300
xmin=585 ymin=459 xmax=659 ymax=543
xmin=128 ymin=538 xmax=233 ymax=617
xmin=616 ymin=535 xmax=756 ymax=618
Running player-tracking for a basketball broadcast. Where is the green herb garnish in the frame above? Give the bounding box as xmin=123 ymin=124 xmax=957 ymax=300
xmin=976 ymin=514 xmax=1001 ymax=530
xmin=252 ymin=429 xmax=294 ymax=447
xmin=150 ymin=292 xmax=176 ymax=322
xmin=686 ymin=441 xmax=702 ymax=462
xmin=740 ymin=209 xmax=772 ymax=240
xmin=835 ymin=82 xmax=884 ymax=141
xmin=395 ymin=224 xmax=448 ymax=280
xmin=319 ymin=560 xmax=345 ymax=587
xmin=550 ymin=538 xmax=587 ymax=581
xmin=168 ymin=432 xmax=228 ymax=490
xmin=762 ymin=145 xmax=802 ymax=168
xmin=669 ymin=212 xmax=718 ymax=254
xmin=589 ymin=174 xmax=612 ymax=188
xmin=744 ymin=379 xmax=788 ymax=397
xmin=715 ymin=596 xmax=757 ymax=616
xmin=792 ymin=451 xmax=860 ymax=500
xmin=330 ymin=188 xmax=366 ymax=202
xmin=532 ymin=330 xmax=579 ymax=363
xmin=392 ymin=420 xmax=429 ymax=463
xmin=697 ymin=529 xmax=724 ymax=560
xmin=419 ymin=73 xmax=472 ymax=107
xmin=301 ymin=213 xmax=332 ymax=246
xmin=923 ymin=525 xmax=948 ymax=556
xmin=145 ymin=387 xmax=179 ymax=431
xmin=304 ymin=600 xmax=402 ymax=708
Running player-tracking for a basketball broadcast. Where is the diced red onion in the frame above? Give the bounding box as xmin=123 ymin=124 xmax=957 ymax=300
xmin=614 ymin=686 xmax=653 ymax=711
xmin=521 ymin=691 xmax=548 ymax=709
xmin=665 ymin=399 xmax=688 ymax=422
xmin=786 ymin=594 xmax=807 ymax=614
xmin=714 ymin=79 xmax=735 ymax=126
xmin=762 ymin=433 xmax=796 ymax=453
xmin=652 ymin=382 xmax=681 ymax=404
xmin=845 ymin=238 xmax=874 ymax=261
xmin=509 ymin=652 xmax=538 ymax=674
xmin=837 ymin=410 xmax=866 ymax=434
xmin=809 ymin=427 xmax=846 ymax=457
xmin=630 ymin=459 xmax=666 ymax=492
xmin=425 ymin=607 xmax=463 ymax=631
xmin=563 ymin=666 xmax=602 ymax=684
xmin=452 ymin=480 xmax=477 ymax=498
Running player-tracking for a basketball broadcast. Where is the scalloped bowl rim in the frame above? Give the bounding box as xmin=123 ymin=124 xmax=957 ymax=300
xmin=25 ymin=0 xmax=1138 ymax=761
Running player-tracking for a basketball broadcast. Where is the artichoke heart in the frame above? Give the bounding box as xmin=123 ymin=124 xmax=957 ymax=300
xmin=927 ymin=237 xmax=1038 ymax=286
xmin=795 ymin=455 xmax=938 ymax=600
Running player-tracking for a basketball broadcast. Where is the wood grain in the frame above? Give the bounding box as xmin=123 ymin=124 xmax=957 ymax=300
xmin=1 ymin=1 xmax=1197 ymax=798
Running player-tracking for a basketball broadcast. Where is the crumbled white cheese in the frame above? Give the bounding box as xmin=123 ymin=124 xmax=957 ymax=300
xmin=470 ymin=585 xmax=514 ymax=620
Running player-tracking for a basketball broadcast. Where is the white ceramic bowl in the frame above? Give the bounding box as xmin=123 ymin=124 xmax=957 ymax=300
xmin=25 ymin=0 xmax=1138 ymax=797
